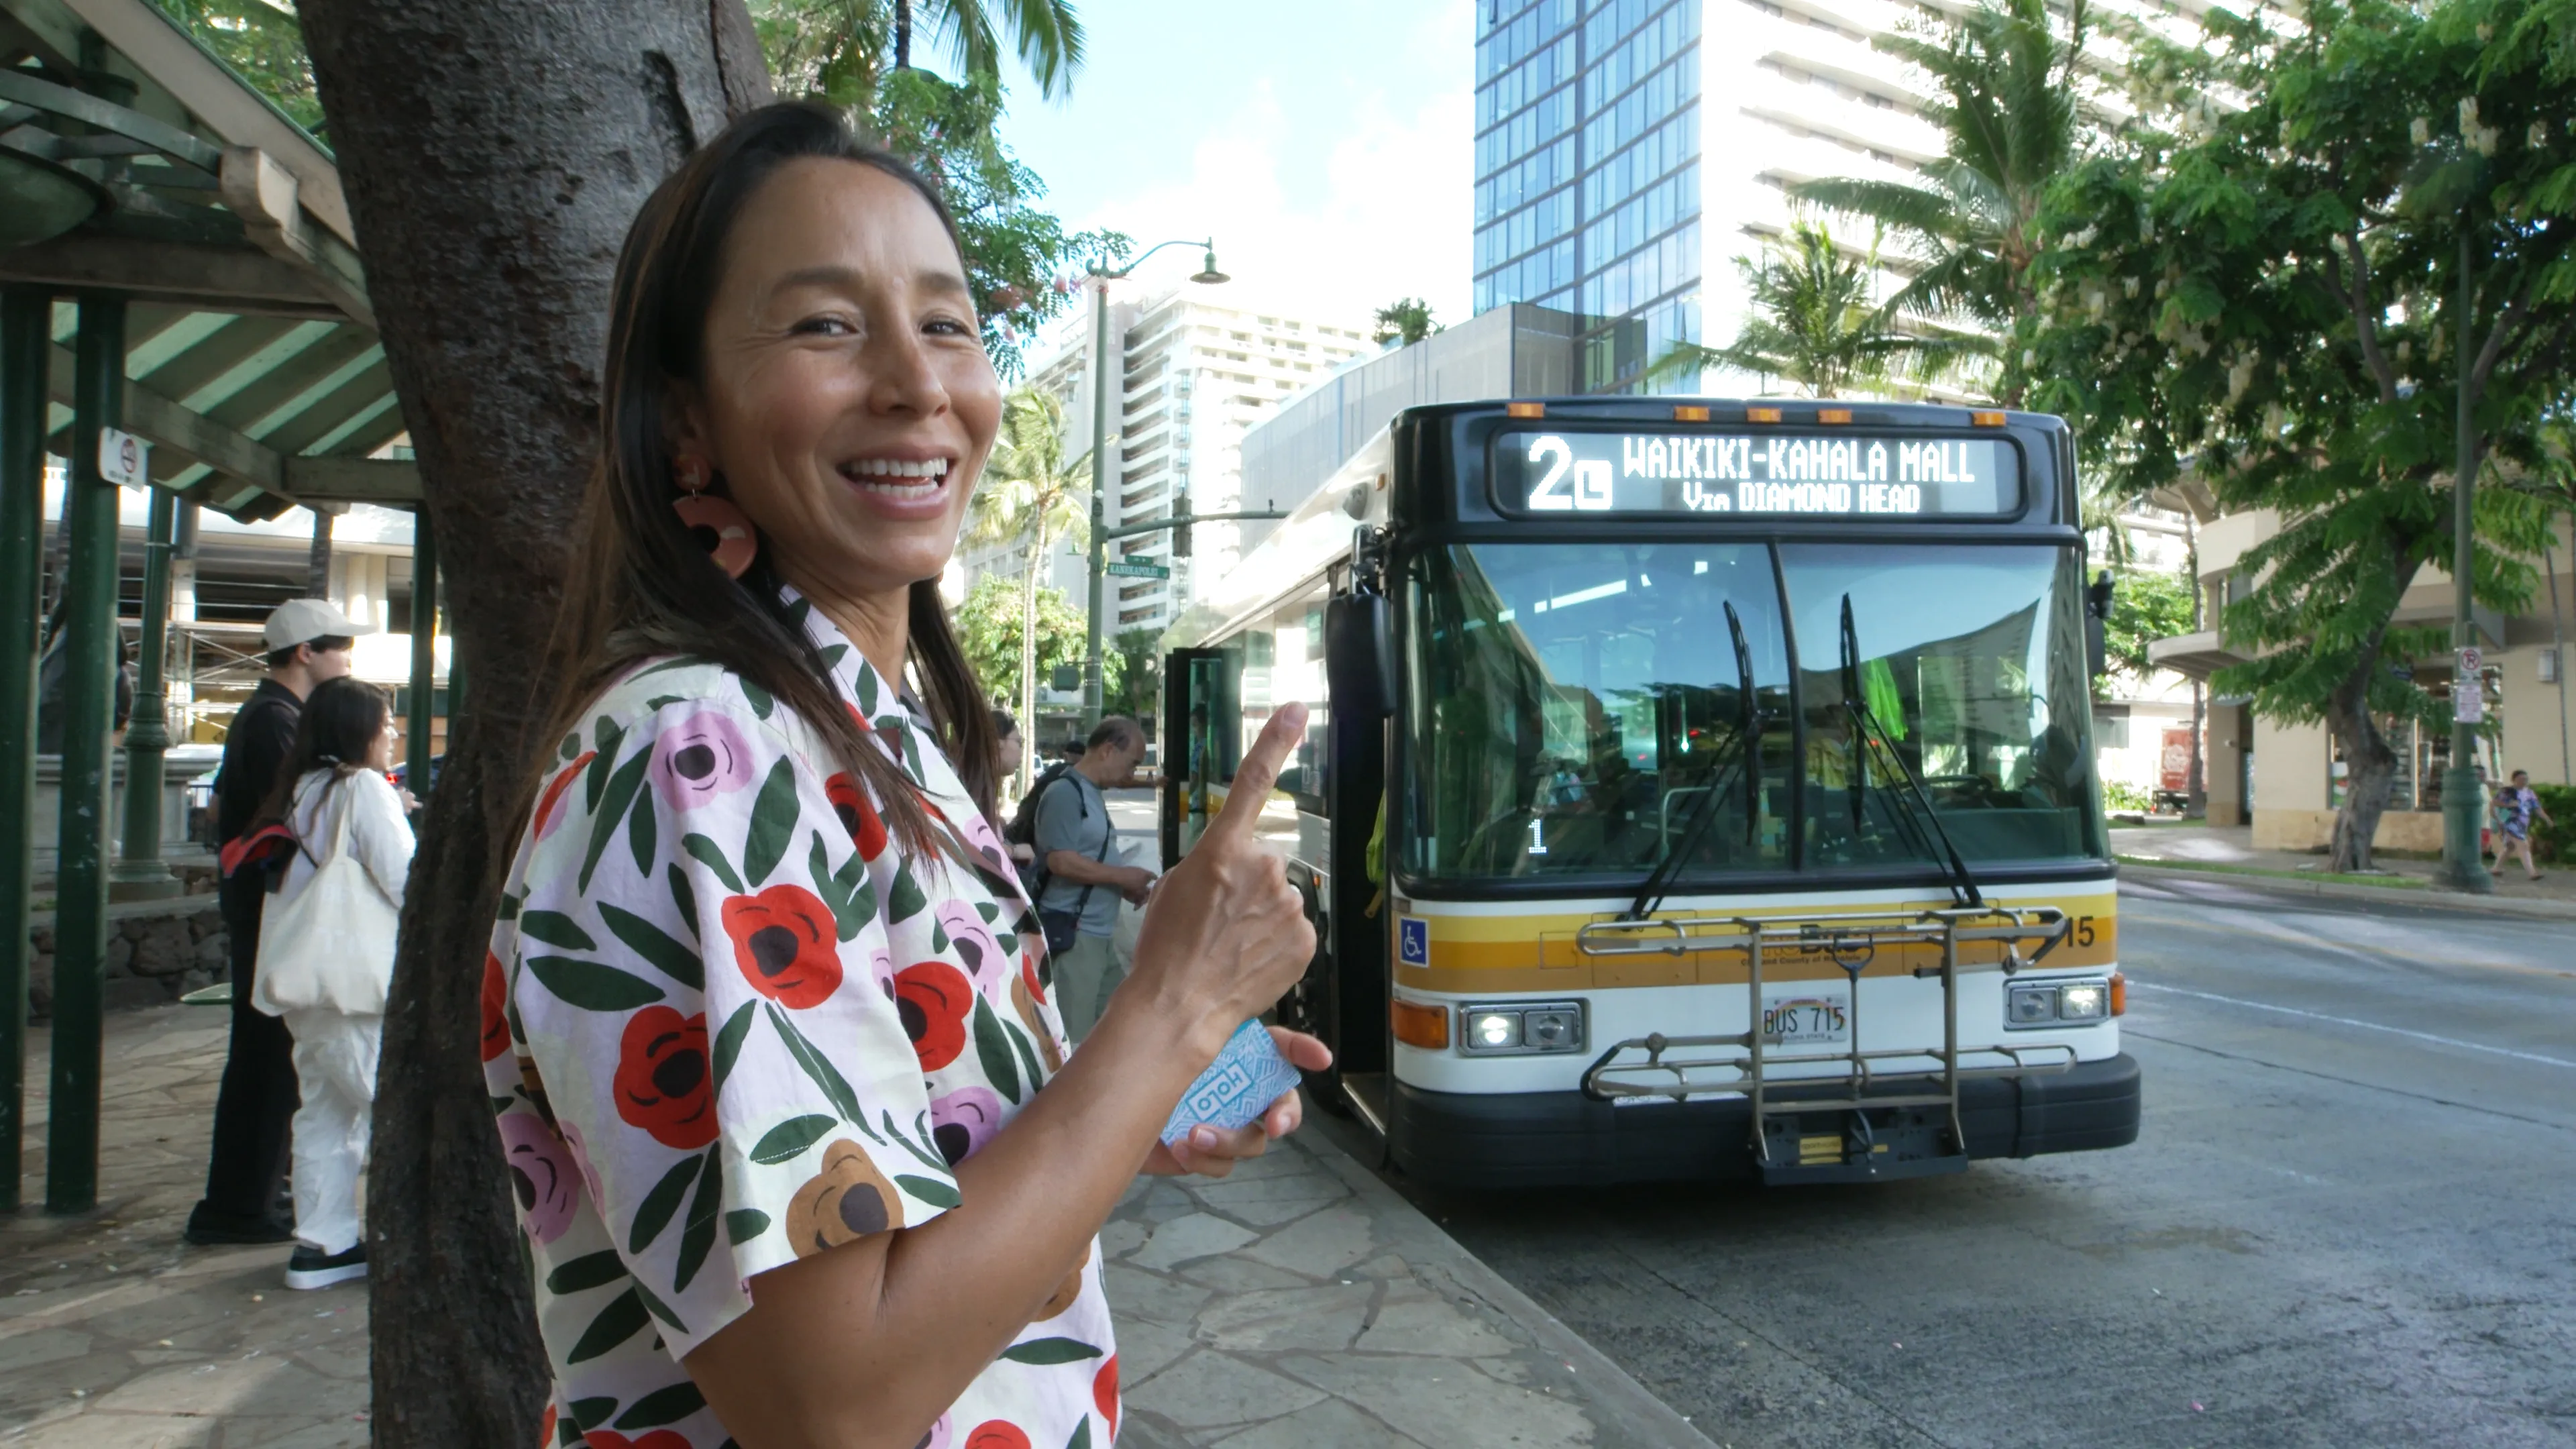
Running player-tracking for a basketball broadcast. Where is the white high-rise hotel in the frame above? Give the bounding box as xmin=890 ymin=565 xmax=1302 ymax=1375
xmin=1473 ymin=0 xmax=1952 ymax=390
xmin=974 ymin=291 xmax=1370 ymax=638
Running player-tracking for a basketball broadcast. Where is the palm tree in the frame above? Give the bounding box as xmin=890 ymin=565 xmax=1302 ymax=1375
xmin=1660 ymin=220 xmax=1974 ymax=398
xmin=898 ymin=0 xmax=1083 ymax=97
xmin=969 ymin=388 xmax=1090 ymax=793
xmin=1788 ymin=0 xmax=2088 ymax=401
xmin=757 ymin=0 xmax=1083 ymax=107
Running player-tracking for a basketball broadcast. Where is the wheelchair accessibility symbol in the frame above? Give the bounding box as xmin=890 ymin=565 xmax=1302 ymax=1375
xmin=1398 ymin=916 xmax=1429 ymax=967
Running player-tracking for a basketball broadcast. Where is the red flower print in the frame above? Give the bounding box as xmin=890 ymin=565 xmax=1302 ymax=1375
xmin=720 ymin=885 xmax=843 ymax=1008
xmin=537 ymin=1403 xmax=555 ymax=1449
xmin=612 ymin=1006 xmax=716 ymax=1149
xmin=961 ymin=1424 xmax=1030 ymax=1449
xmin=1018 ymin=948 xmax=1045 ymax=1006
xmin=1094 ymin=1356 xmax=1120 ymax=1433
xmin=894 ymin=963 xmax=974 ymax=1071
xmin=584 ymin=1432 xmax=690 ymax=1449
xmin=480 ymin=951 xmax=511 ymax=1063
xmin=533 ymin=751 xmax=593 ymax=839
xmin=824 ymin=771 xmax=888 ymax=858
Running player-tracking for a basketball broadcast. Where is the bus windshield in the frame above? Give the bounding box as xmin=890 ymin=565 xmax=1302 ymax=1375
xmin=1401 ymin=541 xmax=2102 ymax=886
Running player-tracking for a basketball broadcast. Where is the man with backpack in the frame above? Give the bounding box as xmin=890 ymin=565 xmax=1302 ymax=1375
xmin=1014 ymin=716 xmax=1155 ymax=1040
xmin=186 ymin=598 xmax=368 ymax=1246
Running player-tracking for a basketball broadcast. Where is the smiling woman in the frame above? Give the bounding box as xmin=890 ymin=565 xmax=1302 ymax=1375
xmin=484 ymin=104 xmax=1330 ymax=1449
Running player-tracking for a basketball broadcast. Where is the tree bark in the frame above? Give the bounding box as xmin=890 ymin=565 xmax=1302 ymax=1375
xmin=290 ymin=3 xmax=770 ymax=1441
xmin=2325 ymin=665 xmax=2396 ymax=874
xmin=2184 ymin=519 xmax=2206 ymax=818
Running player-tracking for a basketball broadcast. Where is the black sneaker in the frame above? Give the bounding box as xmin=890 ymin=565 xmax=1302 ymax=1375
xmin=184 ymin=1209 xmax=296 ymax=1246
xmin=283 ymin=1243 xmax=367 ymax=1291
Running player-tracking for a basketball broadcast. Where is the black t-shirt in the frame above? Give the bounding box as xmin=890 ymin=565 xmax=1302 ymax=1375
xmin=215 ymin=678 xmax=303 ymax=845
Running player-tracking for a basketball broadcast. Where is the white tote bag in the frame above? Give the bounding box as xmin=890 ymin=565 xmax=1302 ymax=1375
xmin=251 ymin=781 xmax=400 ymax=1018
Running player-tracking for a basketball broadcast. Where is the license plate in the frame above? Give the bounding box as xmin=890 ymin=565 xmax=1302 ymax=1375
xmin=1760 ymin=989 xmax=1849 ymax=1047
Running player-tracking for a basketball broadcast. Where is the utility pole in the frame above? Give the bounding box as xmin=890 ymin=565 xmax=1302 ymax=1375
xmin=2436 ymin=232 xmax=2496 ymax=894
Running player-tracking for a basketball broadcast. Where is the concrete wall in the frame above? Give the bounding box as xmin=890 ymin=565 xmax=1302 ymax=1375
xmin=2253 ymin=807 xmax=2446 ymax=853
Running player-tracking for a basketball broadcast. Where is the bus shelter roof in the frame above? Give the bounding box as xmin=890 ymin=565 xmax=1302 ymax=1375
xmin=0 ymin=0 xmax=419 ymax=519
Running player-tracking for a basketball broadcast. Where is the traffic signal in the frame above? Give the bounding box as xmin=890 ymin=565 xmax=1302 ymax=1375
xmin=1173 ymin=519 xmax=1191 ymax=558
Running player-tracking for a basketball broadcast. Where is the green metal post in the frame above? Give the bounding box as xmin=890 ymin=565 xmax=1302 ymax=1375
xmin=111 ymin=489 xmax=179 ymax=901
xmin=407 ymin=511 xmax=437 ymax=781
xmin=2436 ymin=234 xmax=2496 ymax=894
xmin=48 ymin=292 xmax=124 ymax=1213
xmin=0 ymin=288 xmax=51 ymax=1212
xmin=1081 ymin=275 xmax=1110 ymax=731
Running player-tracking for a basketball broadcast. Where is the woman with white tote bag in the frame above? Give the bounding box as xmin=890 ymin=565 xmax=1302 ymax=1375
xmin=249 ymin=676 xmax=413 ymax=1290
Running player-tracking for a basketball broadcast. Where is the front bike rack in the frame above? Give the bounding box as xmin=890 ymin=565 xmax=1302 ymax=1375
xmin=1574 ymin=906 xmax=2079 ymax=1180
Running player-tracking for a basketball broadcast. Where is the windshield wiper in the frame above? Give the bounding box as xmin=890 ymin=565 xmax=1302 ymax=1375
xmin=1838 ymin=594 xmax=1982 ymax=910
xmin=1624 ymin=601 xmax=1762 ymax=922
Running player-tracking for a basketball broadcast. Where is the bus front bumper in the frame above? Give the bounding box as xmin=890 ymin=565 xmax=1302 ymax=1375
xmin=1384 ymin=1053 xmax=2141 ymax=1189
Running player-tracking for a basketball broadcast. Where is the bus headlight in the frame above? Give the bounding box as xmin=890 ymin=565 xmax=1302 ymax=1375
xmin=1458 ymin=1002 xmax=1586 ymax=1055
xmin=2057 ymin=983 xmax=2108 ymax=1022
xmin=2006 ymin=979 xmax=2113 ymax=1028
xmin=2006 ymin=984 xmax=2059 ymax=1024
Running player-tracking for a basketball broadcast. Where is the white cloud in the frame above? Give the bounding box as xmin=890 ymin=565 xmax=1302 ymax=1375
xmin=1067 ymin=42 xmax=1473 ymax=330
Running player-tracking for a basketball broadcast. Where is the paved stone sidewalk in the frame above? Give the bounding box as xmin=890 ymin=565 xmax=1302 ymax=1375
xmin=1106 ymin=1129 xmax=1711 ymax=1449
xmin=0 ymin=1005 xmax=369 ymax=1448
xmin=2111 ymin=822 xmax=2576 ymax=916
xmin=0 ymin=1006 xmax=1710 ymax=1448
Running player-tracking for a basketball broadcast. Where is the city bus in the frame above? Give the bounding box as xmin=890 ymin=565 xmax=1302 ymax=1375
xmin=1162 ymin=397 xmax=2141 ymax=1187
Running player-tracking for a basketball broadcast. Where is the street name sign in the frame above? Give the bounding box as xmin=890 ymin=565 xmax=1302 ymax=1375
xmin=1106 ymin=561 xmax=1172 ymax=580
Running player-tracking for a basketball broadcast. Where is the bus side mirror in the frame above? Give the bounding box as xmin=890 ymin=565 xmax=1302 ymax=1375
xmin=1325 ymin=593 xmax=1396 ymax=718
xmin=2084 ymin=570 xmax=2114 ymax=678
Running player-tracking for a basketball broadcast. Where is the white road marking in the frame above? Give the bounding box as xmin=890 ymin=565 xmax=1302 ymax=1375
xmin=2129 ymin=981 xmax=2576 ymax=1070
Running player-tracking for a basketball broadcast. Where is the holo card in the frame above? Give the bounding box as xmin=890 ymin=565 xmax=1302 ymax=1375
xmin=1161 ymin=1020 xmax=1303 ymax=1146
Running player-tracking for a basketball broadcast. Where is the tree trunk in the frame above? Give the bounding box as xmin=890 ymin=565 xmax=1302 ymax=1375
xmin=1020 ymin=519 xmax=1046 ymax=793
xmin=2325 ymin=670 xmax=2396 ymax=874
xmin=2184 ymin=519 xmax=2204 ymax=817
xmin=895 ymin=0 xmax=913 ymax=70
xmin=2186 ymin=680 xmax=2206 ymax=818
xmin=290 ymin=3 xmax=770 ymax=1442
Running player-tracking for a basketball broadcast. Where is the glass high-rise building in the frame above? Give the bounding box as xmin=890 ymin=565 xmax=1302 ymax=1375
xmin=1474 ymin=0 xmax=1955 ymax=394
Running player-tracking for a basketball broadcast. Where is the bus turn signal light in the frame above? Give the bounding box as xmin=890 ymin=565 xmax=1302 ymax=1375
xmin=2109 ymin=971 xmax=2127 ymax=1017
xmin=1672 ymin=405 xmax=1711 ymax=422
xmin=1746 ymin=406 xmax=1783 ymax=423
xmin=1506 ymin=401 xmax=1546 ymax=419
xmin=1817 ymin=408 xmax=1853 ymax=424
xmin=1391 ymin=998 xmax=1450 ymax=1051
xmin=1972 ymin=409 xmax=2007 ymax=426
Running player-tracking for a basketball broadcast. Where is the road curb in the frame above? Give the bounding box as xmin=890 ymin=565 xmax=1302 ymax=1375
xmin=2118 ymin=863 xmax=2576 ymax=922
xmin=1298 ymin=1128 xmax=1721 ymax=1449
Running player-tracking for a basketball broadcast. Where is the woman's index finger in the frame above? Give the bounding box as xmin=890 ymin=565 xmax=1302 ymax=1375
xmin=1204 ymin=701 xmax=1307 ymax=847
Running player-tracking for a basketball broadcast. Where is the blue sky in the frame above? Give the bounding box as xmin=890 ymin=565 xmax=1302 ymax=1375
xmin=979 ymin=0 xmax=1477 ymax=343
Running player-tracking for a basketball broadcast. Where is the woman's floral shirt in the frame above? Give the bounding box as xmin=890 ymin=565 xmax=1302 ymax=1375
xmin=485 ymin=591 xmax=1116 ymax=1449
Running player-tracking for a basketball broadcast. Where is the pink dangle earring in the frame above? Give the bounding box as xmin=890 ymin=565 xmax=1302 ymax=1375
xmin=672 ymin=453 xmax=757 ymax=578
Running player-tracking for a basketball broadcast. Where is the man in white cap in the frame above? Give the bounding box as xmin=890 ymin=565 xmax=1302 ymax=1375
xmin=185 ymin=598 xmax=372 ymax=1245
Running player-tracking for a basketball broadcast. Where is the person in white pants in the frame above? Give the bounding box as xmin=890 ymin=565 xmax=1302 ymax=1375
xmin=248 ymin=675 xmax=413 ymax=1291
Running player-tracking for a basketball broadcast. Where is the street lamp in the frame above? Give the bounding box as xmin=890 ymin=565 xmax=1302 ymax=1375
xmin=1082 ymin=238 xmax=1226 ymax=728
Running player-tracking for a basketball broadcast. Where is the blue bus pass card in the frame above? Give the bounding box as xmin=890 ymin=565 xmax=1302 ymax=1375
xmin=1161 ymin=1020 xmax=1303 ymax=1146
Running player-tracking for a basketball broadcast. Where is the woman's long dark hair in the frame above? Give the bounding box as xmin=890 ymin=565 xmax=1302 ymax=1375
xmin=256 ymin=676 xmax=392 ymax=830
xmin=532 ymin=103 xmax=1000 ymax=856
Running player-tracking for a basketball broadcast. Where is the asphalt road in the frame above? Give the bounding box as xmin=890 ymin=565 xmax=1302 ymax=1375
xmin=1330 ymin=874 xmax=2576 ymax=1449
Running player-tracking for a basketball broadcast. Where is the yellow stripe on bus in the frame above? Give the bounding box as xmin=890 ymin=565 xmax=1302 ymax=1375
xmin=1391 ymin=895 xmax=2118 ymax=992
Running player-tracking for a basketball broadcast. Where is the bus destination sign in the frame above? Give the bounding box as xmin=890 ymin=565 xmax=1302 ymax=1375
xmin=1495 ymin=429 xmax=2019 ymax=519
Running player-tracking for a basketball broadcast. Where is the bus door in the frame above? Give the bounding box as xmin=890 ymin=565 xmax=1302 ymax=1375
xmin=1161 ymin=647 xmax=1238 ymax=870
xmin=1320 ymin=592 xmax=1391 ymax=1091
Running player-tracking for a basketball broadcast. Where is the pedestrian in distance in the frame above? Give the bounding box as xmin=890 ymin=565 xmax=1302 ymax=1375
xmin=2491 ymin=768 xmax=2553 ymax=881
xmin=484 ymin=103 xmax=1324 ymax=1449
xmin=248 ymin=678 xmax=413 ymax=1289
xmin=185 ymin=597 xmax=371 ymax=1247
xmin=1032 ymin=715 xmax=1158 ymax=1040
